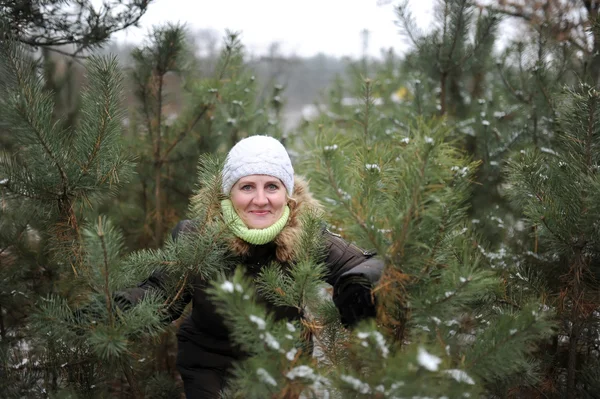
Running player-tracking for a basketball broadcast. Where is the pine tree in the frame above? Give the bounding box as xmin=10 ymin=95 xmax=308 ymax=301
xmin=0 ymin=32 xmax=144 ymax=397
xmin=350 ymin=0 xmax=581 ymax=254
xmin=4 ymin=1 xmax=596 ymax=396
xmin=488 ymin=0 xmax=600 ymax=86
xmin=3 ymin=0 xmax=154 ymax=56
xmin=506 ymin=83 xmax=600 ymax=398
xmin=201 ymin=82 xmax=555 ymax=398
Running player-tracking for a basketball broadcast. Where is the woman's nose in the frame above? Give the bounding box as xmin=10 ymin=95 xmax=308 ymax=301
xmin=253 ymin=189 xmax=268 ymax=206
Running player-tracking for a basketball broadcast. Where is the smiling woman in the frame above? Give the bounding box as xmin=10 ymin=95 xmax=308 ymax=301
xmin=116 ymin=135 xmax=384 ymax=398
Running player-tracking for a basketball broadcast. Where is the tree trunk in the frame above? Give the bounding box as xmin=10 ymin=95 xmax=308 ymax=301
xmin=566 ymin=249 xmax=584 ymax=398
xmin=0 ymin=304 xmax=5 ymax=340
xmin=153 ymin=73 xmax=164 ymax=248
xmin=567 ymin=321 xmax=579 ymax=399
xmin=584 ymin=0 xmax=600 ymax=86
xmin=154 ymin=163 xmax=162 ymax=248
xmin=440 ymin=71 xmax=447 ymax=116
xmin=122 ymin=362 xmax=144 ymax=399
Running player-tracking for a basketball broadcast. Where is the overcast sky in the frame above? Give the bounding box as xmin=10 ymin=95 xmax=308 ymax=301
xmin=106 ymin=0 xmax=436 ymax=58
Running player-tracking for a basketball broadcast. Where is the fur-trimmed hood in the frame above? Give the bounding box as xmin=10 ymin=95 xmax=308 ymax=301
xmin=227 ymin=175 xmax=322 ymax=263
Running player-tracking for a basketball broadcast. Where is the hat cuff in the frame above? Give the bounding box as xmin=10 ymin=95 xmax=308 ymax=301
xmin=222 ymin=164 xmax=294 ymax=196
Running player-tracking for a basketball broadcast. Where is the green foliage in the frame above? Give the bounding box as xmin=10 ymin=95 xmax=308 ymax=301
xmin=3 ymin=1 xmax=597 ymax=396
xmin=507 ymin=84 xmax=600 ymax=260
xmin=297 ymin=5 xmax=596 ymax=392
xmin=0 ymin=44 xmax=134 ymax=209
xmin=198 ymin=80 xmax=556 ymax=397
xmin=144 ymin=373 xmax=184 ymax=399
xmin=505 ymin=83 xmax=600 ymax=396
xmin=0 ymin=33 xmax=164 ymax=397
xmin=210 ymin=249 xmax=553 ymax=398
xmin=256 ymin=212 xmax=328 ymax=310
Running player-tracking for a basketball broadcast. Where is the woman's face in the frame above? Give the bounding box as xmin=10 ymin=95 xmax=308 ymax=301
xmin=230 ymin=175 xmax=287 ymax=229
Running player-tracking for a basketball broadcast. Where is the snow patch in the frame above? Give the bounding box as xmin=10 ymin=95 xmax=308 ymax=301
xmin=444 ymin=369 xmax=475 ymax=385
xmin=286 ymin=365 xmax=314 ymax=380
xmin=257 ymin=368 xmax=277 ymax=386
xmin=286 ymin=348 xmax=297 ymax=361
xmin=220 ymin=281 xmax=234 ymax=293
xmin=417 ymin=347 xmax=441 ymax=371
xmin=260 ymin=332 xmax=280 ymax=351
xmin=340 ymin=375 xmax=370 ymax=394
xmin=249 ymin=315 xmax=266 ymax=330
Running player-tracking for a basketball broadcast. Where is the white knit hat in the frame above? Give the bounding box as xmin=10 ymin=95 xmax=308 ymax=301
xmin=222 ymin=135 xmax=294 ymax=196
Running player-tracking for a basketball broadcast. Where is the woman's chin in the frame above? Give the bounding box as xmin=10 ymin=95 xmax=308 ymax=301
xmin=247 ymin=222 xmax=271 ymax=229
xmin=244 ymin=217 xmax=273 ymax=229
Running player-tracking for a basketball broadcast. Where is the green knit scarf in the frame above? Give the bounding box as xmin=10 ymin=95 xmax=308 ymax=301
xmin=220 ymin=199 xmax=290 ymax=245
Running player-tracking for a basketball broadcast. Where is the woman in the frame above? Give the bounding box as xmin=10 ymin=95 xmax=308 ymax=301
xmin=119 ymin=135 xmax=383 ymax=398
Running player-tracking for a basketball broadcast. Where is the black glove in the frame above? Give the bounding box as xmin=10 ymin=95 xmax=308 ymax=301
xmin=334 ymin=279 xmax=377 ymax=328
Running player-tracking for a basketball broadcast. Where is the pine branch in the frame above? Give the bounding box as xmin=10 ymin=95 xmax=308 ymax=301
xmin=152 ymin=68 xmax=166 ymax=247
xmin=566 ymin=248 xmax=586 ymax=398
xmin=12 ymin=0 xmax=153 ymax=55
xmin=16 ymin=102 xmax=69 ymax=196
xmin=495 ymin=62 xmax=527 ymax=103
xmin=323 ymin=159 xmax=377 ymax=249
xmin=395 ymin=1 xmax=425 ymax=53
xmin=2 ymin=179 xmax=51 ymax=201
xmin=160 ymin=104 xmax=210 ymax=161
xmin=460 ymin=11 xmax=498 ymax=64
xmin=422 ymin=207 xmax=450 ymax=276
xmin=445 ymin=0 xmax=469 ymax=65
xmin=164 ymin=272 xmax=188 ymax=309
xmin=97 ymin=216 xmax=114 ymax=328
xmin=482 ymin=3 xmax=589 ymax=54
xmin=535 ymin=72 xmax=554 ymax=109
xmin=140 ymin=84 xmax=155 ymax=142
xmin=79 ymin=57 xmax=122 ymax=177
xmin=585 ymin=92 xmax=596 ymax=170
xmin=361 ymin=79 xmax=372 ymax=144
xmin=539 ymin=216 xmax=569 ymax=248
xmin=42 ymin=47 xmax=88 ymax=64
xmin=393 ymin=147 xmax=431 ymax=258
xmin=217 ymin=34 xmax=237 ymax=81
xmin=121 ymin=361 xmax=143 ymax=399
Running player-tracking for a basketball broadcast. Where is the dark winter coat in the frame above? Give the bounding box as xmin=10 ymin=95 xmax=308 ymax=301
xmin=118 ymin=177 xmax=384 ymax=398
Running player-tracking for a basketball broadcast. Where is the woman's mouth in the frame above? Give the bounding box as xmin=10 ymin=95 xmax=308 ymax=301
xmin=250 ymin=210 xmax=270 ymax=216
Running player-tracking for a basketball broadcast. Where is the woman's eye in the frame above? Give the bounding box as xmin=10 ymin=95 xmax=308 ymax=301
xmin=241 ymin=185 xmax=253 ymax=191
xmin=267 ymin=184 xmax=279 ymax=191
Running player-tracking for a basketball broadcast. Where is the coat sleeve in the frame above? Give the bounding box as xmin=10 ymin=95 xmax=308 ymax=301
xmin=113 ymin=220 xmax=195 ymax=322
xmin=323 ymin=229 xmax=384 ymax=289
xmin=322 ymin=229 xmax=384 ymax=327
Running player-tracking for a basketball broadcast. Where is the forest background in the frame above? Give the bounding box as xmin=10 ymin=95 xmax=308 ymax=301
xmin=3 ymin=0 xmax=600 ymax=398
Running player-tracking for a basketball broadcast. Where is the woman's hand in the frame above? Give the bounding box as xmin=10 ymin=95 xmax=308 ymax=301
xmin=334 ymin=279 xmax=377 ymax=328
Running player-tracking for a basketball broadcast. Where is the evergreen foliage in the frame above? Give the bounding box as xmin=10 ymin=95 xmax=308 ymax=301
xmin=292 ymin=0 xmax=600 ymax=395
xmin=506 ymin=83 xmax=600 ymax=397
xmin=2 ymin=0 xmax=154 ymax=55
xmin=0 ymin=35 xmax=134 ymax=270
xmin=4 ymin=0 xmax=600 ymax=397
xmin=0 ymin=33 xmax=141 ymax=397
xmin=199 ymin=81 xmax=555 ymax=397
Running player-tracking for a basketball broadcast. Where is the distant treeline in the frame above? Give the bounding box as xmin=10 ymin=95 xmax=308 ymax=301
xmin=98 ymin=28 xmax=357 ymax=117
